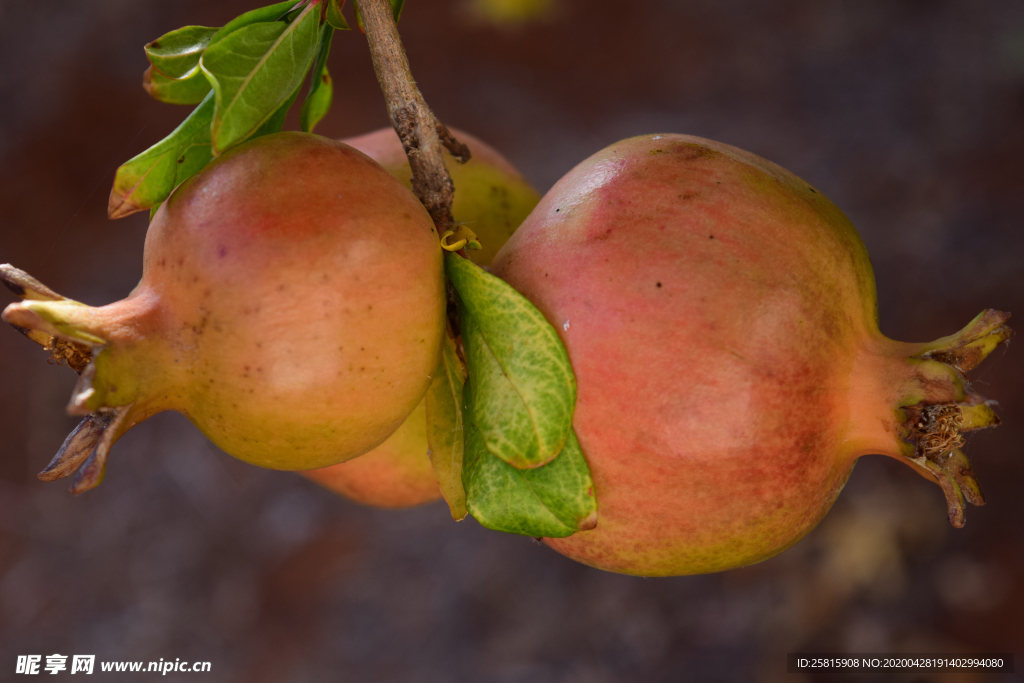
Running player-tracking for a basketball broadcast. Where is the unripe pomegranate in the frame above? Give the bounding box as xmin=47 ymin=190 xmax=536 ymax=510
xmin=300 ymin=127 xmax=540 ymax=508
xmin=2 ymin=132 xmax=445 ymax=493
xmin=491 ymin=134 xmax=1012 ymax=576
xmin=342 ymin=127 xmax=540 ymax=266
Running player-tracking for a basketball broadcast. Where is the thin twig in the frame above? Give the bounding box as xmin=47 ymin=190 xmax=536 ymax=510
xmin=360 ymin=0 xmax=470 ymax=230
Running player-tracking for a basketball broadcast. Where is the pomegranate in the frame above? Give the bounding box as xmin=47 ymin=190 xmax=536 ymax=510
xmin=341 ymin=127 xmax=540 ymax=266
xmin=300 ymin=127 xmax=540 ymax=508
xmin=1 ymin=132 xmax=445 ymax=493
xmin=491 ymin=134 xmax=1012 ymax=576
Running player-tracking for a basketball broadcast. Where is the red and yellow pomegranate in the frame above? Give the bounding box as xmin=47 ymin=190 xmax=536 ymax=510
xmin=491 ymin=134 xmax=1011 ymax=576
xmin=300 ymin=127 xmax=540 ymax=508
xmin=1 ymin=132 xmax=446 ymax=493
xmin=342 ymin=126 xmax=540 ymax=266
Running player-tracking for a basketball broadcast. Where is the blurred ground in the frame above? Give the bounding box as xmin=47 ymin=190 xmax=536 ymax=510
xmin=0 ymin=0 xmax=1022 ymax=681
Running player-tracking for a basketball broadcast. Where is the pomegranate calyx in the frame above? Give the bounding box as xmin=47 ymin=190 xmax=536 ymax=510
xmin=3 ymin=301 xmax=108 ymax=348
xmin=908 ymin=447 xmax=984 ymax=528
xmin=898 ymin=310 xmax=1013 ymax=528
xmin=0 ymin=264 xmax=64 ymax=301
xmin=1 ymin=265 xmax=102 ymax=371
xmin=37 ymin=406 xmax=133 ymax=494
xmin=2 ymin=266 xmax=141 ymax=493
xmin=917 ymin=309 xmax=1014 ymax=373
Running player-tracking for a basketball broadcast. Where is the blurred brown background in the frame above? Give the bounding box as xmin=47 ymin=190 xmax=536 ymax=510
xmin=1 ymin=0 xmax=1022 ymax=681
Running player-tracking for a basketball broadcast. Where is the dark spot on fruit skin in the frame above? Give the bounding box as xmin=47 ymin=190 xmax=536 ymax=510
xmin=321 ymin=74 xmax=329 ymax=84
xmin=218 ymin=247 xmax=228 ymax=258
xmin=808 ymin=187 xmax=817 ymax=194
xmin=709 ymin=235 xmax=715 ymax=240
xmin=656 ymin=282 xmax=662 ymax=288
xmin=149 ymin=40 xmax=161 ymax=48
xmin=669 ymin=143 xmax=718 ymax=161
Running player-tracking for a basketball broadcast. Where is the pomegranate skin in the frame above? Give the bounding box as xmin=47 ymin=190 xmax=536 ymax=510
xmin=4 ymin=132 xmax=446 ymax=477
xmin=343 ymin=127 xmax=540 ymax=266
xmin=301 ymin=400 xmax=439 ymax=508
xmin=491 ymin=134 xmax=1006 ymax=576
xmin=301 ymin=128 xmax=541 ymax=508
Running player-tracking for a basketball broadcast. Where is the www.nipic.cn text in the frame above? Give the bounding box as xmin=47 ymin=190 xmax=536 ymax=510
xmin=16 ymin=655 xmax=212 ymax=675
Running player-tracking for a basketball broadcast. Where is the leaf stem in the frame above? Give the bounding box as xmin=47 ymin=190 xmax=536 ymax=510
xmin=359 ymin=0 xmax=470 ymax=230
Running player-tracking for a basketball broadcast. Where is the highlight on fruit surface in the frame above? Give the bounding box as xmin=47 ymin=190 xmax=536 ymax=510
xmin=1 ymin=132 xmax=446 ymax=493
xmin=300 ymin=127 xmax=541 ymax=508
xmin=491 ymin=133 xmax=1013 ymax=577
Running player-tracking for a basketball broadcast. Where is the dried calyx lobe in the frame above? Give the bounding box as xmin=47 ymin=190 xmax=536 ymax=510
xmin=1 ymin=264 xmax=130 ymax=494
xmin=899 ymin=309 xmax=1013 ymax=527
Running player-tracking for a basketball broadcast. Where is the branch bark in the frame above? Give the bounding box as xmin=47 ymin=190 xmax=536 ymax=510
xmin=360 ymin=0 xmax=470 ymax=230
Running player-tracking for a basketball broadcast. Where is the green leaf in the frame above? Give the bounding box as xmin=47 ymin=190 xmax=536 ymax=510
xmin=145 ymin=25 xmax=218 ymax=79
xmin=108 ymin=92 xmax=214 ymax=219
xmin=353 ymin=0 xmax=364 ymax=32
xmin=251 ymin=80 xmax=302 ymax=139
xmin=425 ymin=330 xmax=468 ymax=520
xmin=446 ymin=252 xmax=576 ymax=469
xmin=462 ymin=381 xmax=597 ymax=538
xmin=326 ymin=0 xmax=351 ymax=29
xmin=208 ymin=1 xmax=300 ymax=45
xmin=143 ymin=65 xmax=212 ymax=105
xmin=200 ymin=2 xmax=320 ymax=154
xmin=391 ymin=0 xmax=406 ymax=22
xmin=300 ymin=24 xmax=334 ymax=133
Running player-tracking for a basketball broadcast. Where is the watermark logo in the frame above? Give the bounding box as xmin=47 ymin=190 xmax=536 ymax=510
xmin=16 ymin=655 xmax=209 ymax=675
xmin=15 ymin=656 xmax=40 ymax=675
